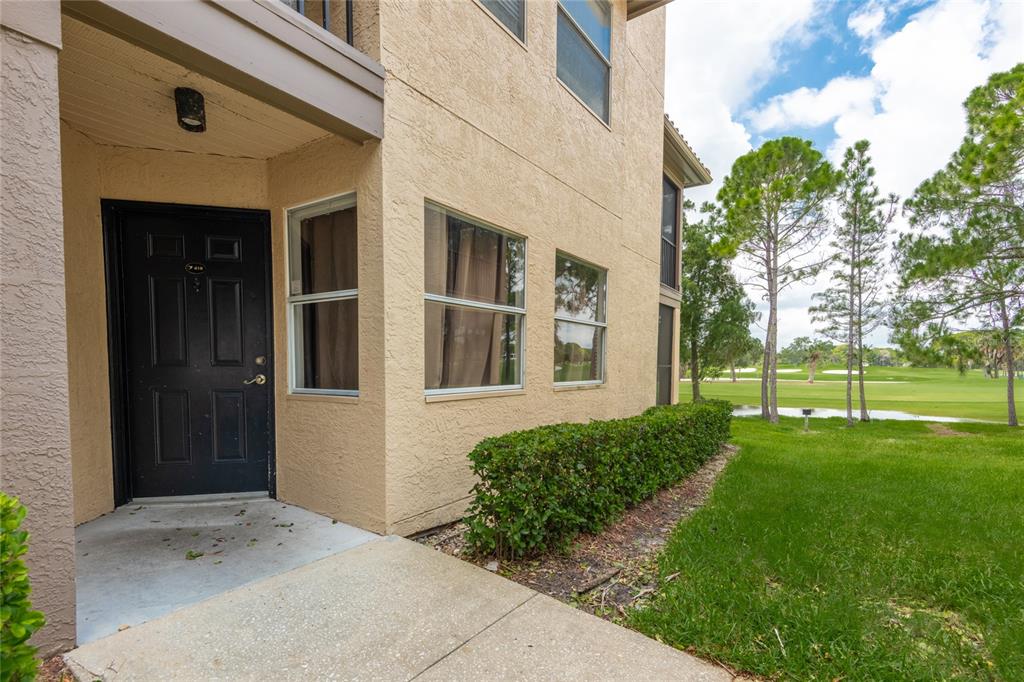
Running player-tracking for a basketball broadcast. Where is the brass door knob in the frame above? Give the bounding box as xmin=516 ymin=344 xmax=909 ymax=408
xmin=242 ymin=373 xmax=267 ymax=386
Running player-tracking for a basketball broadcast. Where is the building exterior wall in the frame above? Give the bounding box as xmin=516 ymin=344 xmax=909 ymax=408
xmin=0 ymin=19 xmax=76 ymax=654
xmin=376 ymin=0 xmax=668 ymax=533
xmin=268 ymin=136 xmax=388 ymax=533
xmin=61 ymin=125 xmax=271 ymax=524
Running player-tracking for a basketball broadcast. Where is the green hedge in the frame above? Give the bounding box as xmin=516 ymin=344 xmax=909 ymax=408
xmin=463 ymin=400 xmax=732 ymax=558
xmin=1 ymin=493 xmax=45 ymax=682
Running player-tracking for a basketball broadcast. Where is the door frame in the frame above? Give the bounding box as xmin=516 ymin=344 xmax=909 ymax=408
xmin=102 ymin=199 xmax=276 ymax=505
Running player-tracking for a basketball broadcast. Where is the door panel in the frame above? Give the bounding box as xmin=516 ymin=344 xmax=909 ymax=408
xmin=657 ymin=304 xmax=674 ymax=406
xmin=115 ymin=203 xmax=272 ymax=498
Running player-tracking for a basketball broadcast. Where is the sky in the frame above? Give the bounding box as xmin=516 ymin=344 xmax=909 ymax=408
xmin=663 ymin=0 xmax=1024 ymax=348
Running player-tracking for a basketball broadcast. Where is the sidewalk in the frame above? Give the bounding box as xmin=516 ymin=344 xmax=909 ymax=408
xmin=66 ymin=536 xmax=729 ymax=681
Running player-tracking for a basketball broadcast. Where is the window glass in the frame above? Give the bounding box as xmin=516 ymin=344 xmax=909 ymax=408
xmin=424 ymin=203 xmax=526 ymax=392
xmin=424 ymin=303 xmax=522 ymax=390
xmin=293 ymin=299 xmax=358 ymax=391
xmin=554 ymin=254 xmax=605 ymax=322
xmin=424 ymin=204 xmax=525 ymax=308
xmin=554 ymin=253 xmax=606 ymax=384
xmin=481 ymin=0 xmax=525 ymax=40
xmin=556 ymin=8 xmax=610 ymax=122
xmin=287 ymin=196 xmax=358 ymax=394
xmin=554 ymin=320 xmax=604 ymax=383
xmin=661 ymin=176 xmax=679 ymax=288
xmin=559 ymin=0 xmax=610 ymax=57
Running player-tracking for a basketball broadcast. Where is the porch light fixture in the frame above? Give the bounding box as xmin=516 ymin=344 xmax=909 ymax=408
xmin=174 ymin=87 xmax=206 ymax=132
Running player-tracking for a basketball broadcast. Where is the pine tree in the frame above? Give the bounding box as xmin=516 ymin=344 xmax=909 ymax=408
xmin=811 ymin=140 xmax=896 ymax=425
xmin=718 ymin=137 xmax=839 ymax=422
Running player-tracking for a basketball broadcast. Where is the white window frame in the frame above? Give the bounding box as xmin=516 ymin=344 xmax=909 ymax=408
xmin=555 ymin=0 xmax=612 ymax=124
xmin=424 ymin=201 xmax=528 ymax=397
xmin=286 ymin=192 xmax=359 ymax=397
xmin=553 ymin=251 xmax=607 ymax=387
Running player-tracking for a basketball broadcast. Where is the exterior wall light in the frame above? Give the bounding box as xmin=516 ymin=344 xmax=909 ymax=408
xmin=174 ymin=87 xmax=206 ymax=132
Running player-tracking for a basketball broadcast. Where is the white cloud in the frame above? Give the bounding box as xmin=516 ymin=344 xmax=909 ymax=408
xmin=748 ymin=76 xmax=878 ymax=132
xmin=747 ymin=0 xmax=1024 ymax=198
xmin=663 ymin=0 xmax=818 ymax=207
xmin=664 ymin=0 xmax=1024 ymax=347
xmin=848 ymin=5 xmax=886 ymax=40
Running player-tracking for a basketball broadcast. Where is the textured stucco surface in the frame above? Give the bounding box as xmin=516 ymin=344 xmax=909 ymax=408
xmin=268 ymin=136 xmax=388 ymax=533
xmin=1 ymin=26 xmax=76 ymax=654
xmin=377 ymin=0 xmax=668 ymax=533
xmin=61 ymin=125 xmax=388 ymax=532
xmin=61 ymin=125 xmax=271 ymax=525
xmin=58 ymin=0 xmax=669 ymax=546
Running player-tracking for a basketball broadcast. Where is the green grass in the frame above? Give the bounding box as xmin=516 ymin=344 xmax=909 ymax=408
xmin=682 ymin=366 xmax=1022 ymax=422
xmin=630 ymin=417 xmax=1024 ymax=681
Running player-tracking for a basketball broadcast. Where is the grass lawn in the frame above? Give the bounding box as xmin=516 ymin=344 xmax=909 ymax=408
xmin=630 ymin=417 xmax=1024 ymax=680
xmin=682 ymin=366 xmax=1022 ymax=423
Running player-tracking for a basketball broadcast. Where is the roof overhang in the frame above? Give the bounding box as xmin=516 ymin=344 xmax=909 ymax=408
xmin=663 ymin=116 xmax=712 ymax=188
xmin=626 ymin=0 xmax=674 ymax=20
xmin=61 ymin=0 xmax=384 ymax=141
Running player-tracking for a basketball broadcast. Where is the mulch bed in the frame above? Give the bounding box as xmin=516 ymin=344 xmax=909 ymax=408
xmin=416 ymin=443 xmax=738 ymax=621
xmin=38 ymin=656 xmax=73 ymax=682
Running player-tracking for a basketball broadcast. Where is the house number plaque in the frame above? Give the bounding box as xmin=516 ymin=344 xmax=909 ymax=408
xmin=185 ymin=262 xmax=206 ymax=274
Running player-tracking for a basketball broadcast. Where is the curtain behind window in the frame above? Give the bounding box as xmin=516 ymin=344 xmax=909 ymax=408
xmin=425 ymin=207 xmax=517 ymax=390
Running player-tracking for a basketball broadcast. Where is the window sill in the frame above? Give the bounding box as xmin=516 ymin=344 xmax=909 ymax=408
xmin=425 ymin=388 xmax=526 ymax=403
xmin=286 ymin=392 xmax=359 ymax=404
xmin=553 ymin=382 xmax=605 ymax=392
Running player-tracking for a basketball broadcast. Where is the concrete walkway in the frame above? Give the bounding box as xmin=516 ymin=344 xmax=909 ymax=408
xmin=75 ymin=494 xmax=376 ymax=643
xmin=66 ymin=536 xmax=729 ymax=681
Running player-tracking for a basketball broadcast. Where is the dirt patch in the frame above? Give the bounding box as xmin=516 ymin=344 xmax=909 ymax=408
xmin=926 ymin=423 xmax=970 ymax=437
xmin=38 ymin=656 xmax=73 ymax=682
xmin=417 ymin=444 xmax=738 ymax=619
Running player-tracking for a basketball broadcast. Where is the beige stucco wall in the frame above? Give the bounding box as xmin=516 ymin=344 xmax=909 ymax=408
xmin=60 ymin=0 xmax=669 ymax=540
xmin=376 ymin=0 xmax=668 ymax=533
xmin=268 ymin=137 xmax=388 ymax=533
xmin=61 ymin=123 xmax=389 ymax=533
xmin=1 ymin=22 xmax=76 ymax=654
xmin=61 ymin=124 xmax=270 ymax=524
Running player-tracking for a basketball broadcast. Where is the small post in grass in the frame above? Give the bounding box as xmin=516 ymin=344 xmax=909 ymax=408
xmin=802 ymin=408 xmax=813 ymax=432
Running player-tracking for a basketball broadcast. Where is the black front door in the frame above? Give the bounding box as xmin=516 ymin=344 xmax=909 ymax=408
xmin=656 ymin=303 xmax=674 ymax=405
xmin=108 ymin=201 xmax=273 ymax=498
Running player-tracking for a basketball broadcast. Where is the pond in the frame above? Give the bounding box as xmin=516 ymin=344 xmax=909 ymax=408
xmin=731 ymin=405 xmax=990 ymax=423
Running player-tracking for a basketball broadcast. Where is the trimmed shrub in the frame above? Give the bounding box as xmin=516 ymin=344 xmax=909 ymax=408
xmin=1 ymin=493 xmax=46 ymax=682
xmin=464 ymin=400 xmax=732 ymax=558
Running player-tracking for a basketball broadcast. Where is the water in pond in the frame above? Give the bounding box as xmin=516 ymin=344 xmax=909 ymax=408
xmin=731 ymin=405 xmax=989 ymax=423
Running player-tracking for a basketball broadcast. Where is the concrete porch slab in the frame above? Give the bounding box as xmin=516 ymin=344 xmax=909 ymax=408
xmin=66 ymin=537 xmax=730 ymax=681
xmin=75 ymin=495 xmax=376 ymax=644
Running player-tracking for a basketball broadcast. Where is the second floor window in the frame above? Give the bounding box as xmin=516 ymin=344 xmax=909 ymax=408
xmin=661 ymin=175 xmax=680 ymax=289
xmin=480 ymin=0 xmax=526 ymax=41
xmin=424 ymin=203 xmax=526 ymax=393
xmin=556 ymin=0 xmax=611 ymax=123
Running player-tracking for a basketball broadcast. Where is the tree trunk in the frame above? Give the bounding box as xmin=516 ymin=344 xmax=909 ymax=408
xmin=730 ymin=360 xmax=736 ymax=382
xmin=855 ymin=233 xmax=869 ymax=422
xmin=846 ymin=249 xmax=855 ymax=426
xmin=808 ymin=357 xmax=817 ymax=384
xmin=766 ymin=252 xmax=779 ymax=423
xmin=999 ymin=299 xmax=1018 ymax=427
xmin=690 ymin=337 xmax=701 ymax=403
xmin=760 ymin=327 xmax=771 ymax=420
xmin=857 ymin=334 xmax=869 ymax=422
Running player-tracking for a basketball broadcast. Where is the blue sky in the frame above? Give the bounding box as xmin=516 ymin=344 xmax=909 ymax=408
xmin=663 ymin=0 xmax=1023 ymax=348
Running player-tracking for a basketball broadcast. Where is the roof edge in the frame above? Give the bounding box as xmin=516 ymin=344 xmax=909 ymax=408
xmin=626 ymin=0 xmax=673 ymax=20
xmin=663 ymin=115 xmax=712 ymax=188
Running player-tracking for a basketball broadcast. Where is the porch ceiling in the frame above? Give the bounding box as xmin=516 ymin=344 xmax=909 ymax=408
xmin=58 ymin=16 xmax=329 ymax=160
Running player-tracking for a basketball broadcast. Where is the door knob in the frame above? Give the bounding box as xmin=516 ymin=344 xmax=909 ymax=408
xmin=243 ymin=373 xmax=267 ymax=386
